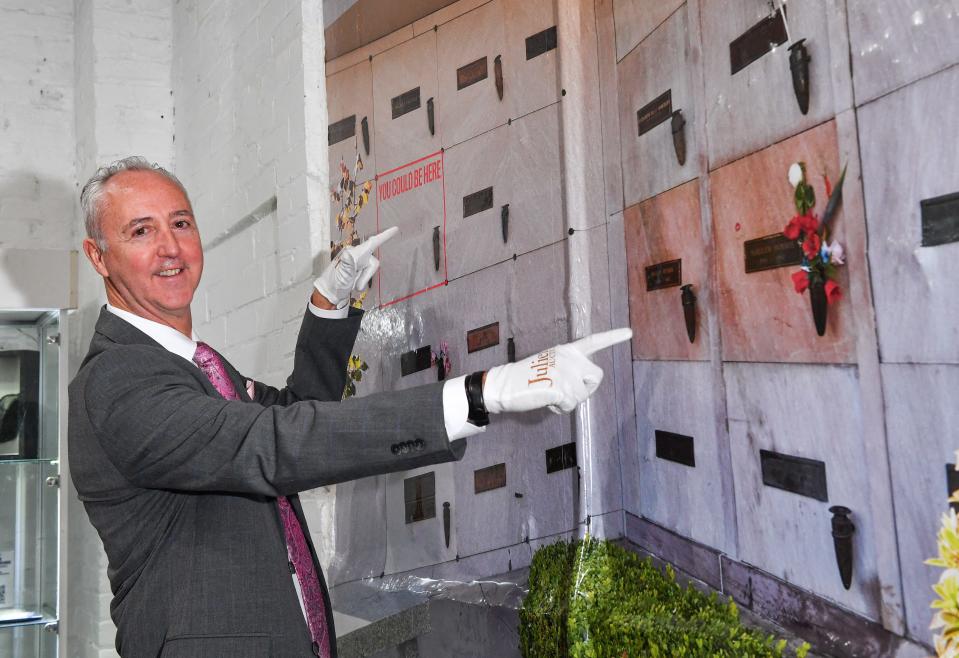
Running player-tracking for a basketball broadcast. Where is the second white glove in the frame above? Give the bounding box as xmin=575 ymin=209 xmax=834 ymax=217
xmin=314 ymin=226 xmax=398 ymax=308
xmin=483 ymin=328 xmax=632 ymax=415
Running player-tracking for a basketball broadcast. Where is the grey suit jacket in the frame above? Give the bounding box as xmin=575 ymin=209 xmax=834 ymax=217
xmin=69 ymin=306 xmax=466 ymax=657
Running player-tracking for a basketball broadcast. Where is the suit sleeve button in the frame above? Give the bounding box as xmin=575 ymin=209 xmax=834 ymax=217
xmin=391 ymin=444 xmax=400 ymax=455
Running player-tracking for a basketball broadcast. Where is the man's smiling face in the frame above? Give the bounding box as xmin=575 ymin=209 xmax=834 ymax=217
xmin=83 ymin=169 xmax=203 ymax=335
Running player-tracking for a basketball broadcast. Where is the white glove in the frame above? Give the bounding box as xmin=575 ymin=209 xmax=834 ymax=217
xmin=314 ymin=226 xmax=398 ymax=309
xmin=483 ymin=328 xmax=632 ymax=414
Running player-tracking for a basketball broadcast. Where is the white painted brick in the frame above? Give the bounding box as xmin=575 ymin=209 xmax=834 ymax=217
xmin=97 ymin=619 xmax=117 ymax=648
xmin=277 ymin=283 xmax=311 ymax=323
xmin=195 ymin=314 xmax=226 ymax=349
xmin=270 ymin=4 xmax=301 ymax=55
xmin=224 ymin=302 xmax=261 ymax=347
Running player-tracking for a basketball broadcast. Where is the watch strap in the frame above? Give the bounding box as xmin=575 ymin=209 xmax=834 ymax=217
xmin=464 ymin=371 xmax=490 ymax=427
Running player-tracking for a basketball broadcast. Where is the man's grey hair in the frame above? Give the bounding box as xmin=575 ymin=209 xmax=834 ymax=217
xmin=80 ymin=156 xmax=191 ymax=250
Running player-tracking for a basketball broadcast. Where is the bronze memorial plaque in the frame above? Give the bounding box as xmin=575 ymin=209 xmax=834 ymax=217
xmin=467 ymin=322 xmax=500 ymax=353
xmin=655 ymin=430 xmax=695 ymax=468
xmin=645 ymin=259 xmax=682 ymax=291
xmin=474 ymin=463 xmax=507 ymax=494
xmin=400 ymin=345 xmax=432 ymax=377
xmin=729 ymin=9 xmax=788 ymax=75
xmin=457 ymin=57 xmax=489 ymax=90
xmin=744 ymin=233 xmax=803 ymax=273
xmin=637 ymin=89 xmax=672 ymax=137
xmin=404 ymin=471 xmax=436 ymax=523
xmin=545 ymin=442 xmax=577 ymax=474
xmin=921 ymin=191 xmax=959 ymax=247
xmin=463 ymin=186 xmax=494 ymax=218
xmin=327 ymin=114 xmax=355 ymax=146
xmin=525 ymin=25 xmax=557 ymax=60
xmin=391 ymin=87 xmax=421 ymax=120
xmin=760 ymin=449 xmax=828 ymax=502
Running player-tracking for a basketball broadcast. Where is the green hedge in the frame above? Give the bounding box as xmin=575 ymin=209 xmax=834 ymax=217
xmin=519 ymin=539 xmax=810 ymax=658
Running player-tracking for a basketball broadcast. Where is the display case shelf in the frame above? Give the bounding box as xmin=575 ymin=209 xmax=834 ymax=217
xmin=0 ymin=459 xmax=58 ymax=466
xmin=0 ymin=311 xmax=62 ymax=658
xmin=0 ymin=614 xmax=55 ymax=629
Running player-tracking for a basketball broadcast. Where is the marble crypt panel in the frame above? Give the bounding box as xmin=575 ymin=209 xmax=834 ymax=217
xmin=724 ymin=362 xmax=881 ymax=621
xmin=500 ymin=0 xmax=560 ymax=121
xmin=711 ymin=120 xmax=856 ymax=363
xmin=858 ymin=64 xmax=959 ymax=365
xmin=435 ymin=0 xmax=509 ymax=149
xmin=327 ymin=60 xmax=376 ymax=186
xmin=633 ymin=359 xmax=733 ymax=554
xmin=617 ymin=3 xmax=700 ymax=208
xmin=624 ymin=179 xmax=709 ymax=361
xmin=374 ymin=150 xmax=447 ymax=306
xmin=883 ymin=363 xmax=959 ymax=640
xmin=700 ymin=0 xmax=842 ymax=170
xmin=611 ymin=0 xmax=685 ymax=63
xmin=444 ymin=104 xmax=564 ymax=281
xmin=847 ymin=0 xmax=959 ymax=106
xmin=372 ymin=31 xmax=442 ymax=175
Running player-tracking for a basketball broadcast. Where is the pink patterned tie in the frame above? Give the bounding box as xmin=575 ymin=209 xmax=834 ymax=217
xmin=193 ymin=342 xmax=331 ymax=657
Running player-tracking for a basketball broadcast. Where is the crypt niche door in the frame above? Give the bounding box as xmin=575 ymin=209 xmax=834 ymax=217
xmin=380 ymin=287 xmax=459 ymax=574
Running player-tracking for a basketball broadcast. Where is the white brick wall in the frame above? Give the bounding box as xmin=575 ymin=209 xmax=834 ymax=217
xmin=0 ymin=1 xmax=76 ymax=251
xmin=174 ymin=0 xmax=329 ymax=383
xmin=3 ymin=1 xmax=332 ymax=654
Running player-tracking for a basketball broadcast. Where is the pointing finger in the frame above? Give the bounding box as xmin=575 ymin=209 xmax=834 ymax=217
xmin=569 ymin=328 xmax=633 ymax=357
xmin=355 ymin=226 xmax=399 ymax=258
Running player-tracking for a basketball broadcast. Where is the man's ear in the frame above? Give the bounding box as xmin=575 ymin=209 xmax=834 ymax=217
xmin=82 ymin=237 xmax=110 ymax=278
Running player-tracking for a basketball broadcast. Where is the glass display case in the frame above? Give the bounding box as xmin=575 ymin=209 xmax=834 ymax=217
xmin=0 ymin=311 xmax=62 ymax=658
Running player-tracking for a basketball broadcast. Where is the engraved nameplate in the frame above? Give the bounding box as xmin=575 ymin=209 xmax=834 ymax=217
xmin=729 ymin=9 xmax=788 ymax=75
xmin=921 ymin=191 xmax=959 ymax=247
xmin=637 ymin=89 xmax=672 ymax=137
xmin=328 ymin=114 xmax=356 ymax=146
xmin=645 ymin=259 xmax=682 ymax=291
xmin=467 ymin=322 xmax=500 ymax=353
xmin=404 ymin=471 xmax=436 ymax=523
xmin=463 ymin=186 xmax=494 ymax=218
xmin=744 ymin=233 xmax=803 ymax=273
xmin=946 ymin=464 xmax=959 ymax=513
xmin=526 ymin=25 xmax=558 ymax=60
xmin=655 ymin=430 xmax=695 ymax=467
xmin=760 ymin=449 xmax=828 ymax=502
xmin=546 ymin=442 xmax=577 ymax=474
xmin=457 ymin=57 xmax=488 ymax=90
xmin=474 ymin=463 xmax=507 ymax=494
xmin=400 ymin=345 xmax=432 ymax=377
xmin=391 ymin=87 xmax=421 ymax=119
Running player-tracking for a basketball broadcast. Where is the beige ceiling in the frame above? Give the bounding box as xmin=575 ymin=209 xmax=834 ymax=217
xmin=325 ymin=0 xmax=460 ymax=61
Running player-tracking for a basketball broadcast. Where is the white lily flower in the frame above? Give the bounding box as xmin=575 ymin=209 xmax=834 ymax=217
xmin=788 ymin=162 xmax=804 ymax=188
xmin=827 ymin=241 xmax=845 ymax=265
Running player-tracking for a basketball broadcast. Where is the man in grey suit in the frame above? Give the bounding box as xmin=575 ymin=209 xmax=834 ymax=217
xmin=69 ymin=156 xmax=629 ymax=657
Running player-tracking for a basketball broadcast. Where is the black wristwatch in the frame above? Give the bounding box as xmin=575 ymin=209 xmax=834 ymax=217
xmin=464 ymin=371 xmax=490 ymax=427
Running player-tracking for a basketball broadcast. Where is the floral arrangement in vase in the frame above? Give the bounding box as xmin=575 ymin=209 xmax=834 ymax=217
xmin=928 ymin=463 xmax=959 ymax=657
xmin=330 ymin=152 xmax=374 ymax=398
xmin=783 ymin=161 xmax=847 ymax=336
xmin=431 ymin=341 xmax=452 ymax=381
